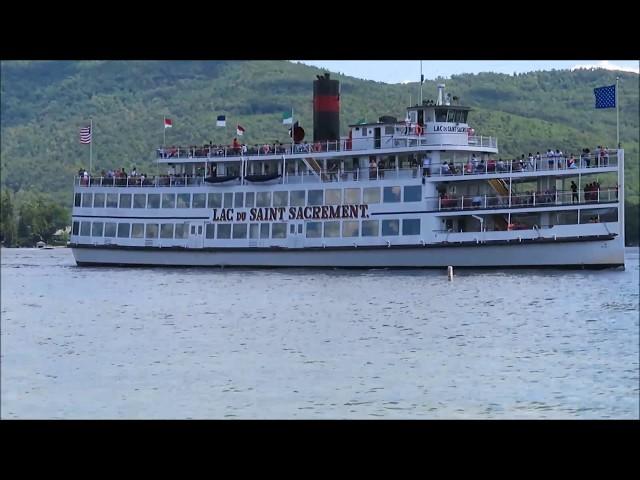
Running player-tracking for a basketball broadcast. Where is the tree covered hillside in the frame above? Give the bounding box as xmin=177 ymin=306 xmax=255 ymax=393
xmin=1 ymin=60 xmax=638 ymax=245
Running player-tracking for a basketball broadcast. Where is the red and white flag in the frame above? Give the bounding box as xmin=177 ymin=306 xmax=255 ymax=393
xmin=236 ymin=124 xmax=245 ymax=136
xmin=164 ymin=118 xmax=173 ymax=128
xmin=79 ymin=125 xmax=92 ymax=144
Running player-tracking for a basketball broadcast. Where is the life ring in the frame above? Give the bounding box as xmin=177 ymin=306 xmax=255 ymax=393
xmin=415 ymin=124 xmax=423 ymax=135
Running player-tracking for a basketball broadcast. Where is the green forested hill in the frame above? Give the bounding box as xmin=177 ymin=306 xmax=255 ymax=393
xmin=1 ymin=60 xmax=638 ymax=244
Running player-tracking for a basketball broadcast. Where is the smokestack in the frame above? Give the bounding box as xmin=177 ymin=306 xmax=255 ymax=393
xmin=436 ymin=84 xmax=445 ymax=106
xmin=313 ymin=73 xmax=340 ymax=143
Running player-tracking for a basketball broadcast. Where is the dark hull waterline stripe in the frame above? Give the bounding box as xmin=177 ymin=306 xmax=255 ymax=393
xmin=73 ymin=215 xmax=210 ymax=220
xmin=70 ymin=234 xmax=616 ymax=253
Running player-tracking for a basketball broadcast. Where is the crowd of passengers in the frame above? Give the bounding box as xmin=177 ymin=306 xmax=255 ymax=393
xmin=434 ymin=147 xmax=612 ymax=176
xmin=438 ymin=181 xmax=616 ymax=209
xmin=156 ymin=139 xmax=334 ymax=158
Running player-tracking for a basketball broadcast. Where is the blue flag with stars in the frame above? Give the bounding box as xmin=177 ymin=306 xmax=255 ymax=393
xmin=594 ymin=85 xmax=616 ymax=109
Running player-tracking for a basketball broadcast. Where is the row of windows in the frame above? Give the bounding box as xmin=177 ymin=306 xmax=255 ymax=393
xmin=74 ymin=186 xmax=423 ymax=209
xmin=72 ymin=219 xmax=421 ymax=241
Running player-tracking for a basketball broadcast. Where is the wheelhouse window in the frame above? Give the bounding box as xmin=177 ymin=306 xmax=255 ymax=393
xmin=435 ymin=108 xmax=447 ymax=122
xmin=446 ymin=110 xmax=456 ymax=123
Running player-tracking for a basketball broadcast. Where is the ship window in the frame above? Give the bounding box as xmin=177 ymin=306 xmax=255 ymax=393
xmin=193 ymin=194 xmax=206 ymax=209
xmin=298 ymin=224 xmax=303 ymax=234
xmin=249 ymin=223 xmax=259 ymax=239
xmin=455 ymin=110 xmax=465 ymax=123
xmin=446 ymin=110 xmax=456 ymax=123
xmin=117 ymin=223 xmax=130 ymax=238
xmin=217 ymin=224 xmax=231 ymax=239
xmin=409 ymin=111 xmax=417 ymax=123
xmin=342 ymin=221 xmax=359 ymax=237
xmin=147 ymin=194 xmax=160 ymax=209
xmin=290 ymin=190 xmax=305 ymax=206
xmin=104 ymin=222 xmax=117 ymax=238
xmin=260 ymin=223 xmax=270 ymax=239
xmin=361 ymin=128 xmax=367 ymax=137
xmin=273 ymin=191 xmax=288 ymax=207
xmin=93 ymin=193 xmax=105 ymax=208
xmin=362 ymin=220 xmax=379 ymax=237
xmin=91 ymin=222 xmax=103 ymax=237
xmin=81 ymin=193 xmax=93 ymax=208
xmin=106 ymin=193 xmax=118 ymax=208
xmin=271 ymin=223 xmax=287 ymax=238
xmin=131 ymin=223 xmax=144 ymax=238
xmin=72 ymin=221 xmax=80 ymax=236
xmin=119 ymin=194 xmax=132 ymax=208
xmin=325 ymin=189 xmax=342 ymax=205
xmin=306 ymin=222 xmax=322 ymax=238
xmin=245 ymin=192 xmax=255 ymax=208
xmin=435 ymin=108 xmax=447 ymax=122
xmin=290 ymin=224 xmax=295 ymax=234
xmin=197 ymin=225 xmax=203 ymax=235
xmin=404 ymin=185 xmax=422 ymax=202
xmin=145 ymin=223 xmax=159 ymax=239
xmin=385 ymin=126 xmax=394 ymax=135
xmin=159 ymin=194 xmax=174 ymax=209
xmin=234 ymin=192 xmax=244 ymax=208
xmin=223 ymin=193 xmax=233 ymax=208
xmin=174 ymin=224 xmax=187 ymax=239
xmin=160 ymin=224 xmax=174 ymax=239
xmin=177 ymin=193 xmax=190 ymax=208
xmin=74 ymin=193 xmax=81 ymax=207
xmin=383 ymin=186 xmax=401 ymax=203
xmin=207 ymin=193 xmax=222 ymax=208
xmin=233 ymin=224 xmax=247 ymax=239
xmin=133 ymin=194 xmax=146 ymax=209
xmin=80 ymin=221 xmax=91 ymax=236
xmin=206 ymin=224 xmax=215 ymax=239
xmin=402 ymin=219 xmax=420 ymax=235
xmin=191 ymin=225 xmax=196 ymax=235
xmin=323 ymin=222 xmax=340 ymax=238
xmin=256 ymin=192 xmax=271 ymax=207
xmin=308 ymin=190 xmax=323 ymax=206
xmin=344 ymin=188 xmax=361 ymax=204
xmin=363 ymin=187 xmax=380 ymax=204
xmin=382 ymin=219 xmax=400 ymax=236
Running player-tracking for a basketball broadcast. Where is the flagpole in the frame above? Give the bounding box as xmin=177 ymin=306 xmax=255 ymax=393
xmin=163 ymin=116 xmax=166 ymax=147
xmin=616 ymin=77 xmax=620 ymax=148
xmin=89 ymin=118 xmax=93 ymax=175
xmin=420 ymin=60 xmax=423 ymax=104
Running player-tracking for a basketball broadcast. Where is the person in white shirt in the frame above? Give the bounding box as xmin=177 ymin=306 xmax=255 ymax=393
xmin=422 ymin=154 xmax=431 ymax=177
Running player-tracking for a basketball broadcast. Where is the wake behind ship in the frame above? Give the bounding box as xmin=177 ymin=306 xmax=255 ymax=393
xmin=70 ymin=73 xmax=625 ymax=268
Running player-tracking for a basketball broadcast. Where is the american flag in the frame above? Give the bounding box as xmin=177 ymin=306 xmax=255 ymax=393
xmin=79 ymin=125 xmax=92 ymax=144
xmin=594 ymin=85 xmax=616 ymax=109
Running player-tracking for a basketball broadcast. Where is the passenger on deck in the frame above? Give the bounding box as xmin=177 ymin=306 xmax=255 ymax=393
xmin=422 ymin=154 xmax=431 ymax=177
xmin=497 ymin=158 xmax=505 ymax=172
xmin=441 ymin=162 xmax=450 ymax=175
xmin=571 ymin=181 xmax=578 ymax=203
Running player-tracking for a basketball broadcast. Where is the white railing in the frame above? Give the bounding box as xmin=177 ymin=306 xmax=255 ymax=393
xmin=430 ymin=152 xmax=619 ymax=178
xmin=434 ymin=188 xmax=619 ymax=211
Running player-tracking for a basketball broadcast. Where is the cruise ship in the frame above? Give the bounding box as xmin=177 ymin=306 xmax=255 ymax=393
xmin=70 ymin=73 xmax=625 ymax=268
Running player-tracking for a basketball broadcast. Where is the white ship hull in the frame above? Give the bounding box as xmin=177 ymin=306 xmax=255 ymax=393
xmin=71 ymin=236 xmax=624 ymax=268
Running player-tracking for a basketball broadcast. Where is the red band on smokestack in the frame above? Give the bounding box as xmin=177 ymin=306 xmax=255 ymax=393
xmin=314 ymin=95 xmax=339 ymax=112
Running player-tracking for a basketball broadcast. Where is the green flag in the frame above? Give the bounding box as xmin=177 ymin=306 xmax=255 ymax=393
xmin=282 ymin=110 xmax=293 ymax=125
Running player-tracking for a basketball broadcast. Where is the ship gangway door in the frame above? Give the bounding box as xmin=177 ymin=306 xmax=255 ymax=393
xmin=187 ymin=221 xmax=204 ymax=248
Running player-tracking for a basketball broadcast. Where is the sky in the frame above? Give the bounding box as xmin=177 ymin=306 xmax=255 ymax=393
xmin=295 ymin=60 xmax=639 ymax=84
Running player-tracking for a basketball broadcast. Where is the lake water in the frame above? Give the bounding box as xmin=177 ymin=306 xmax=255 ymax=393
xmin=1 ymin=247 xmax=638 ymax=419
